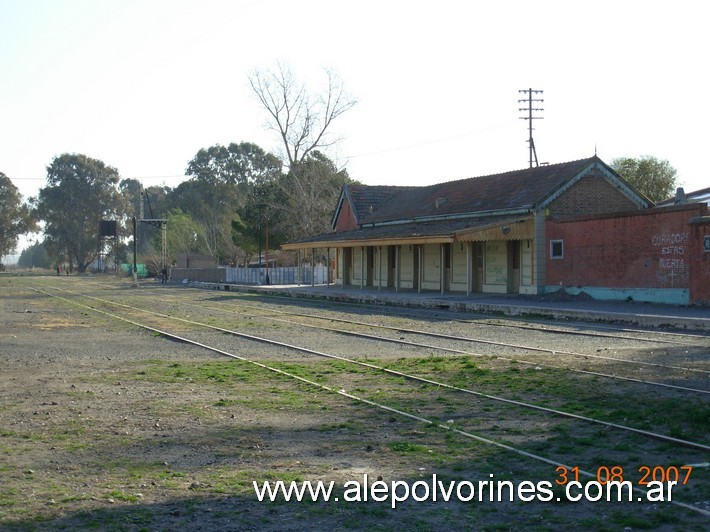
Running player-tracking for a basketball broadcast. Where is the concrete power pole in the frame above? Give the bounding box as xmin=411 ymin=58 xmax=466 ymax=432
xmin=518 ymin=88 xmax=544 ymax=168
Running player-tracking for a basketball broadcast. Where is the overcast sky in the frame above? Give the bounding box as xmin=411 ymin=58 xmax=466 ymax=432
xmin=2 ymin=0 xmax=708 ymax=214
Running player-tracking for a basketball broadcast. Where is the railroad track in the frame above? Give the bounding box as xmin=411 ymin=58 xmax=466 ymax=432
xmin=20 ymin=280 xmax=710 ymax=516
xmin=66 ymin=284 xmax=707 ymax=396
xmin=35 ymin=283 xmax=709 ymax=441
xmin=166 ymin=291 xmax=710 ymax=377
xmin=194 ymin=285 xmax=709 ymax=344
xmin=28 ymin=283 xmax=710 ymax=517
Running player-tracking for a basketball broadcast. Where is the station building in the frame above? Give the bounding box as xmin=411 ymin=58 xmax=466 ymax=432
xmin=282 ymin=156 xmax=710 ymax=305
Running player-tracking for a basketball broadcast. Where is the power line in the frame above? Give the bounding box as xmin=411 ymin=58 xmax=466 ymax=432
xmin=7 ymin=174 xmax=190 ymax=182
xmin=345 ymin=122 xmax=516 ymax=160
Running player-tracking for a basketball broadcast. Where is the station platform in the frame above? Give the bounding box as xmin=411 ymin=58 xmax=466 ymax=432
xmin=189 ymin=281 xmax=710 ymax=332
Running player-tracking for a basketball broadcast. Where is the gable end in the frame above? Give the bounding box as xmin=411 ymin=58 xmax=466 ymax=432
xmin=538 ymin=159 xmax=651 ymax=215
xmin=331 ymin=186 xmax=359 ymax=231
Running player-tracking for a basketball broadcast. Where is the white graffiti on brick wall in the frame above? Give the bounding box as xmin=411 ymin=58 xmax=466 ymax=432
xmin=651 ymin=232 xmax=689 ymax=287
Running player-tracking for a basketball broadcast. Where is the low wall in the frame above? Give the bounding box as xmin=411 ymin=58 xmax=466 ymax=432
xmin=170 ymin=266 xmax=329 ymax=285
xmin=545 ymin=204 xmax=709 ymax=304
xmin=170 ymin=268 xmax=226 ymax=283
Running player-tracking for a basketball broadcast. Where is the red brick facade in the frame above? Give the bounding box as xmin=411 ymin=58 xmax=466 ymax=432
xmin=549 ymin=174 xmax=641 ymax=217
xmin=545 ymin=204 xmax=710 ymax=304
xmin=334 ymin=199 xmax=358 ymax=232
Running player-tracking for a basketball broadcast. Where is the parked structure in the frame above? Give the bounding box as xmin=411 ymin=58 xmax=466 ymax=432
xmin=282 ymin=156 xmax=709 ymax=305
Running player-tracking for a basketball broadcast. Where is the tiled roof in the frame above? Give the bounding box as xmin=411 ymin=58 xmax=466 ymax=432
xmin=286 ymin=156 xmax=649 ymax=248
xmin=353 ymin=157 xmax=598 ymax=225
xmin=345 ymin=185 xmax=417 ymax=224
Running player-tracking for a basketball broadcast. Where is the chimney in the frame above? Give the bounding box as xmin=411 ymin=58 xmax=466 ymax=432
xmin=674 ymin=187 xmax=688 ymax=205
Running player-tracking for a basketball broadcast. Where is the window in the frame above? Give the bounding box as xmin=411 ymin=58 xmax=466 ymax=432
xmin=550 ymin=240 xmax=564 ymax=259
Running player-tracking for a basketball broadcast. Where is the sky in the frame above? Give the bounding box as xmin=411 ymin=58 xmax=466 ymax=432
xmin=2 ymin=0 xmax=709 ymax=256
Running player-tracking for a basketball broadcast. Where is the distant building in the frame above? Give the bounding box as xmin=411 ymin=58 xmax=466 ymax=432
xmin=656 ymin=186 xmax=710 ymax=207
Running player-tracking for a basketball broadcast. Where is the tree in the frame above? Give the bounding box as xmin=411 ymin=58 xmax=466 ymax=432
xmin=18 ymin=240 xmax=50 ymax=269
xmin=33 ymin=154 xmax=124 ymax=272
xmin=169 ymin=178 xmax=236 ymax=262
xmin=610 ymin=156 xmax=678 ymax=203
xmin=0 ymin=172 xmax=35 ymax=259
xmin=120 ymin=179 xmax=172 ymax=256
xmin=265 ymin=151 xmax=354 ymax=241
xmin=175 ymin=142 xmax=283 ymax=264
xmin=186 ymin=142 xmax=282 ymax=189
xmin=230 ymin=214 xmax=258 ymax=266
xmin=163 ymin=209 xmax=204 ymax=263
xmin=249 ymin=64 xmax=357 ymax=240
xmin=249 ymin=63 xmax=357 ymax=169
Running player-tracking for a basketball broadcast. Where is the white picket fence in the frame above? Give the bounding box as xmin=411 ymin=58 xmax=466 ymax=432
xmin=225 ymin=265 xmax=329 ymax=285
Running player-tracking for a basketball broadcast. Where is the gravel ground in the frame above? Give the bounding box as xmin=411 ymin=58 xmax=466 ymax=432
xmin=1 ymin=275 xmax=708 ymax=531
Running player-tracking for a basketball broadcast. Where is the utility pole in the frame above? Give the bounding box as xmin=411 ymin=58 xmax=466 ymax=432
xmin=132 ymin=216 xmax=139 ymax=287
xmin=265 ymin=214 xmax=270 ymax=285
xmin=136 ymin=185 xmax=168 ymax=285
xmin=518 ymin=88 xmax=544 ymax=168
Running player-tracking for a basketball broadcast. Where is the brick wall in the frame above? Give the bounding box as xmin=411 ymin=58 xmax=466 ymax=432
xmin=176 ymin=253 xmax=217 ymax=269
xmin=335 ymin=199 xmax=358 ymax=232
xmin=548 ymin=174 xmax=640 ymax=217
xmin=545 ymin=204 xmax=709 ymax=304
xmin=688 ymin=221 xmax=710 ymax=305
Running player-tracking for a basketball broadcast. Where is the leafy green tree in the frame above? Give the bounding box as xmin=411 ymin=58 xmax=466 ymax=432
xmin=186 ymin=142 xmax=282 ymax=189
xmin=119 ymin=178 xmax=143 ymax=218
xmin=120 ymin=179 xmax=172 ymax=257
xmin=611 ymin=156 xmax=678 ymax=203
xmin=169 ymin=179 xmax=234 ymax=261
xmin=0 ymin=172 xmax=35 ymax=259
xmin=33 ymin=154 xmax=124 ymax=272
xmin=163 ymin=209 xmax=204 ymax=263
xmin=230 ymin=214 xmax=258 ymax=266
xmin=231 ymin=180 xmax=289 ymax=266
xmin=119 ymin=179 xmax=172 ymax=221
xmin=18 ymin=240 xmax=50 ymax=269
xmin=175 ymin=142 xmax=283 ymax=264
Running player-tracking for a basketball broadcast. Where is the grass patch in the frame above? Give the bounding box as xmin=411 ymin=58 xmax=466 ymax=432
xmin=388 ymin=441 xmax=428 ymax=454
xmin=105 ymin=490 xmax=141 ymax=503
xmin=379 ymin=356 xmax=710 ymax=440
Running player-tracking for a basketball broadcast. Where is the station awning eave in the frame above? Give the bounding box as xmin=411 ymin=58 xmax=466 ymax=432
xmin=281 ymin=234 xmax=455 ymax=251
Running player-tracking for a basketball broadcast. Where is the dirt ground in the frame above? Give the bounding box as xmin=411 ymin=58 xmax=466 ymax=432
xmin=1 ymin=276 xmax=708 ymax=531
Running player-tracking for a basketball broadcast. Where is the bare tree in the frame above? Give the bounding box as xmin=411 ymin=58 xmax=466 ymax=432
xmin=268 ymin=151 xmax=351 ymax=241
xmin=249 ymin=63 xmax=357 ymax=169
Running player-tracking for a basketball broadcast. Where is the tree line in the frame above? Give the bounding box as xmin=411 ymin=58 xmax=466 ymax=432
xmin=0 ymin=64 xmax=683 ymax=272
xmin=8 ymin=144 xmax=353 ymax=273
xmin=3 ymin=151 xmax=681 ymax=274
xmin=3 ymin=64 xmax=358 ymax=273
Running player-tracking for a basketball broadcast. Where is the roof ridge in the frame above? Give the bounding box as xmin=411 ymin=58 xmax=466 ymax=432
xmin=357 ymin=156 xmax=602 ymax=224
xmin=348 ymin=156 xmax=598 ymax=193
xmin=417 ymin=156 xmax=598 ymax=189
